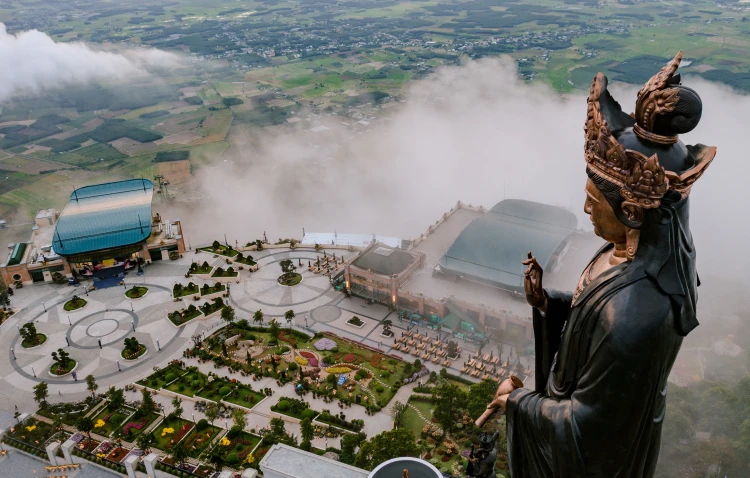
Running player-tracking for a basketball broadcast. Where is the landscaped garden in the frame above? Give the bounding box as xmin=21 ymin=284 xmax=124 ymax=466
xmin=125 ymin=286 xmax=148 ymax=299
xmin=136 ymin=362 xmax=185 ymax=390
xmin=199 ymin=298 xmax=225 ymax=317
xmin=121 ymin=337 xmax=147 ymax=360
xmin=49 ymin=348 xmax=77 ymax=376
xmin=234 ymin=252 xmax=257 ymax=267
xmin=19 ymin=323 xmax=46 ymax=348
xmin=168 ymin=305 xmax=203 ymax=326
xmin=211 ymin=266 xmax=239 ymax=278
xmin=181 ymin=421 xmax=222 ymax=459
xmin=270 ymin=397 xmax=316 ymax=421
xmin=222 ymin=383 xmax=265 ymax=410
xmin=63 ymin=295 xmax=87 ymax=311
xmin=199 ymin=241 xmax=239 ymax=257
xmin=7 ymin=417 xmax=57 ymax=447
xmin=188 ymin=261 xmax=213 ymax=276
xmin=36 ymin=399 xmax=97 ymax=427
xmin=195 ymin=377 xmax=232 ymax=403
xmin=152 ymin=417 xmax=194 ymax=452
xmin=277 ymin=272 xmax=302 ymax=286
xmin=90 ymin=406 xmax=136 ymax=438
xmin=200 ymin=282 xmax=226 ymax=296
xmin=164 ymin=368 xmax=208 ymax=397
xmin=173 ymin=282 xmax=199 ymax=298
xmin=119 ymin=411 xmax=160 ymax=440
xmin=347 ymin=316 xmax=364 ymax=328
xmin=212 ymin=428 xmax=260 ymax=467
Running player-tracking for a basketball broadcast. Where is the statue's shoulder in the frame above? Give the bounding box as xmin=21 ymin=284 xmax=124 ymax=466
xmin=595 ymin=276 xmax=673 ymax=342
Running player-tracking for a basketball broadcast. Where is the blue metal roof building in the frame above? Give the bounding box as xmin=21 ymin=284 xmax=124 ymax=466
xmin=52 ymin=179 xmax=153 ymax=262
xmin=438 ymin=199 xmax=577 ymax=292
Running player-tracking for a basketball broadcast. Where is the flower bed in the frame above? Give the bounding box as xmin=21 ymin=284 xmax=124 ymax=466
xmin=121 ymin=412 xmax=159 ymax=439
xmin=182 ymin=424 xmax=221 ymax=458
xmin=195 ymin=377 xmax=232 ymax=403
xmin=8 ymin=418 xmax=56 ymax=446
xmin=314 ymin=338 xmax=336 ymax=351
xmin=50 ymin=358 xmax=77 ymax=376
xmin=300 ymin=351 xmax=319 ymax=367
xmin=36 ymin=400 xmax=93 ymax=427
xmin=106 ymin=446 xmax=130 ymax=463
xmin=121 ymin=344 xmax=147 ymax=360
xmin=342 ymin=353 xmax=357 ymax=363
xmin=325 ymin=366 xmax=352 ymax=374
xmin=277 ymin=272 xmax=302 ymax=286
xmin=168 ymin=306 xmax=203 ymax=326
xmin=79 ymin=438 xmax=100 ymax=453
xmin=222 ymin=384 xmax=265 ymax=410
xmin=63 ymin=297 xmax=87 ymax=311
xmin=295 ymin=356 xmax=308 ymax=366
xmin=90 ymin=406 xmax=135 ymax=438
xmin=153 ymin=418 xmax=193 ymax=451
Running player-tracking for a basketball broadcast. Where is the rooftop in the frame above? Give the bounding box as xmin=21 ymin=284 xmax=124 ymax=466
xmin=403 ymin=204 xmax=602 ymax=318
xmin=260 ymin=443 xmax=368 ymax=478
xmin=302 ymin=232 xmax=402 ymax=248
xmin=438 ymin=199 xmax=578 ymax=292
xmin=351 ymin=242 xmax=419 ymax=277
xmin=52 ymin=179 xmax=154 ymax=256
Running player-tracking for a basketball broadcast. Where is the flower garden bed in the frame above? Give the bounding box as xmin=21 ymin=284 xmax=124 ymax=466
xmin=125 ymin=286 xmax=148 ymax=299
xmin=136 ymin=363 xmax=185 ymax=389
xmin=63 ymin=297 xmax=87 ymax=311
xmin=7 ymin=418 xmax=56 ymax=446
xmin=181 ymin=424 xmax=221 ymax=459
xmin=36 ymin=400 xmax=95 ymax=427
xmin=168 ymin=306 xmax=203 ymax=326
xmin=121 ymin=344 xmax=147 ymax=360
xmin=91 ymin=406 xmax=135 ymax=438
xmin=152 ymin=417 xmax=194 ymax=451
xmin=50 ymin=358 xmax=77 ymax=376
xmin=213 ymin=431 xmax=261 ymax=467
xmin=194 ymin=464 xmax=215 ymax=477
xmin=78 ymin=437 xmax=101 ymax=453
xmin=222 ymin=384 xmax=265 ymax=410
xmin=277 ymin=272 xmax=302 ymax=286
xmin=105 ymin=446 xmax=130 ymax=463
xmin=21 ymin=333 xmax=47 ymax=348
xmin=120 ymin=412 xmax=160 ymax=440
xmin=188 ymin=262 xmax=214 ymax=275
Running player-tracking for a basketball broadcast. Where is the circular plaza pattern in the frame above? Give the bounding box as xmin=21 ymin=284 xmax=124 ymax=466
xmin=68 ymin=309 xmax=139 ymax=349
xmin=86 ymin=318 xmax=119 ymax=337
xmin=311 ymin=305 xmax=341 ymax=323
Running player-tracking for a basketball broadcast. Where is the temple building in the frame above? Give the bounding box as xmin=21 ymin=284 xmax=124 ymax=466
xmin=0 ymin=179 xmax=186 ymax=287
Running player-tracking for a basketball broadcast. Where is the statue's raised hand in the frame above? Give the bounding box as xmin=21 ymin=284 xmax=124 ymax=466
xmin=522 ymin=251 xmax=547 ymax=312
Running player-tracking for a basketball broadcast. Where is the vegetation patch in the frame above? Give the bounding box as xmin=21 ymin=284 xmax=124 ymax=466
xmin=153 ymin=150 xmax=189 ymax=162
xmin=223 ymin=384 xmax=265 ymax=409
xmin=211 ymin=266 xmax=238 ymax=278
xmin=277 ymin=272 xmax=302 ymax=286
xmin=168 ymin=305 xmax=203 ymax=326
xmin=182 ymin=423 xmax=222 ymax=458
xmin=136 ymin=362 xmax=185 ymax=389
xmin=173 ymin=282 xmax=200 ymax=297
xmin=200 ymin=282 xmax=226 ymax=296
xmin=164 ymin=368 xmax=207 ymax=397
xmin=125 ymin=286 xmax=148 ymax=299
xmin=121 ymin=337 xmax=147 ymax=360
xmin=199 ymin=240 xmax=239 ymax=257
xmin=199 ymin=297 xmax=225 ymax=316
xmin=50 ymin=357 xmax=77 ymax=376
xmin=188 ymin=262 xmax=213 ymax=275
xmin=20 ymin=323 xmax=46 ymax=348
xmin=64 ymin=295 xmax=87 ymax=311
xmin=271 ymin=397 xmax=316 ymax=421
xmin=90 ymin=406 xmax=135 ymax=438
xmin=140 ymin=110 xmax=170 ymax=119
xmin=152 ymin=417 xmax=193 ymax=451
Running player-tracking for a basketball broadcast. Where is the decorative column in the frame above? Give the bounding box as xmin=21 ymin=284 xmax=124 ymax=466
xmin=123 ymin=453 xmax=139 ymax=478
xmin=218 ymin=471 xmax=234 ymax=478
xmin=241 ymin=469 xmax=259 ymax=478
xmin=45 ymin=441 xmax=60 ymax=465
xmin=143 ymin=452 xmax=159 ymax=477
xmin=61 ymin=437 xmax=77 ymax=464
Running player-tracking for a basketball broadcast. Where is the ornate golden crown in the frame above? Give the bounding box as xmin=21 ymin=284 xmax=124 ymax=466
xmin=584 ymin=52 xmax=716 ymax=216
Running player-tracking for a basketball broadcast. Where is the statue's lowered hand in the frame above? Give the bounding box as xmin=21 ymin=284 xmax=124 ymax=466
xmin=475 ymin=376 xmax=524 ymax=427
xmin=523 ymin=251 xmax=547 ymax=312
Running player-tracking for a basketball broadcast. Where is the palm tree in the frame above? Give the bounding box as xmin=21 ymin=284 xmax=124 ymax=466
xmin=253 ymin=309 xmax=264 ymax=327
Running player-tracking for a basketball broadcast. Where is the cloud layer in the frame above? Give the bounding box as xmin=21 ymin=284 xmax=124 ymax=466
xmin=0 ymin=23 xmax=179 ymax=103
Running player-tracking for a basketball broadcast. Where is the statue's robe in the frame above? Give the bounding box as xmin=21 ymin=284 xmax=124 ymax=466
xmin=506 ymin=243 xmax=683 ymax=477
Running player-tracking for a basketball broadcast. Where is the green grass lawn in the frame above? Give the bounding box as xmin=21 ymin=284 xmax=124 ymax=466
xmin=199 ymin=244 xmax=239 ymax=257
xmin=8 ymin=417 xmax=57 ymax=445
xmin=164 ymin=369 xmax=209 ymax=397
xmin=125 ymin=286 xmax=148 ymax=299
xmin=63 ymin=297 xmax=87 ymax=311
xmin=195 ymin=378 xmax=232 ymax=403
xmin=174 ymin=284 xmax=200 ymax=297
xmin=152 ymin=417 xmax=194 ymax=452
xmin=214 ymin=431 xmax=261 ymax=463
xmin=91 ymin=406 xmax=135 ymax=438
xmin=168 ymin=307 xmax=203 ymax=326
xmin=182 ymin=424 xmax=222 ymax=459
xmin=401 ymin=406 xmax=426 ymax=438
xmin=222 ymin=384 xmax=265 ymax=410
xmin=136 ymin=364 xmax=186 ymax=390
xmin=120 ymin=412 xmax=161 ymax=440
xmin=36 ymin=400 xmax=98 ymax=427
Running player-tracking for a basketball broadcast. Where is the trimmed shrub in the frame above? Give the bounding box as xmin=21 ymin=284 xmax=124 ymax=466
xmin=288 ymin=362 xmax=298 ymax=371
xmin=196 ymin=419 xmax=209 ymax=431
xmin=375 ymin=385 xmax=385 ymax=393
xmin=300 ymin=409 xmax=316 ymax=420
xmin=219 ymin=386 xmax=231 ymax=396
xmin=165 ymin=373 xmax=177 ymax=382
xmin=226 ymin=452 xmax=240 ymax=465
xmin=276 ymin=400 xmax=289 ymax=412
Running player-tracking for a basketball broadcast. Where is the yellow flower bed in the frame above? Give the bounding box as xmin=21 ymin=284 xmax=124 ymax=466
xmin=220 ymin=436 xmax=231 ymax=446
xmin=325 ymin=366 xmax=352 ymax=374
xmin=161 ymin=427 xmax=175 ymax=437
xmin=246 ymin=453 xmax=255 ymax=464
xmin=25 ymin=425 xmax=36 ymax=432
xmin=94 ymin=419 xmax=106 ymax=428
xmin=96 ymin=453 xmax=106 ymax=459
xmin=295 ymin=356 xmax=308 ymax=366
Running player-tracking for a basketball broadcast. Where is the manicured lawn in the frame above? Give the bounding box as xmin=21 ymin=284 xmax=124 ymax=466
xmin=199 ymin=300 xmax=225 ymax=317
xmin=190 ymin=264 xmax=213 ymax=275
xmin=200 ymin=283 xmax=225 ymax=296
xmin=181 ymin=424 xmax=222 ymax=459
xmin=136 ymin=364 xmax=185 ymax=389
xmin=222 ymin=384 xmax=265 ymax=410
xmin=91 ymin=406 xmax=135 ymax=438
xmin=199 ymin=245 xmax=239 ymax=257
xmin=277 ymin=272 xmax=302 ymax=286
xmin=21 ymin=333 xmax=47 ymax=348
xmin=195 ymin=378 xmax=232 ymax=403
xmin=121 ymin=344 xmax=147 ymax=360
xmin=125 ymin=286 xmax=148 ymax=299
xmin=36 ymin=400 xmax=98 ymax=427
xmin=213 ymin=431 xmax=261 ymax=463
xmin=403 ymin=399 xmax=433 ymax=439
xmin=7 ymin=417 xmax=57 ymax=445
xmin=120 ymin=412 xmax=161 ymax=440
xmin=64 ymin=297 xmax=87 ymax=311
xmin=210 ymin=268 xmax=239 ymax=278
xmin=152 ymin=417 xmax=194 ymax=452
xmin=168 ymin=307 xmax=203 ymax=326
xmin=165 ymin=369 xmax=208 ymax=397
xmin=173 ymin=284 xmax=200 ymax=298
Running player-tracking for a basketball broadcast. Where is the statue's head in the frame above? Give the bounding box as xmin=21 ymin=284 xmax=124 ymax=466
xmin=584 ymin=52 xmax=716 ymax=260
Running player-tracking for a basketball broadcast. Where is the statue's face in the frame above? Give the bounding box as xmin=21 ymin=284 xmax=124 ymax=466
xmin=584 ymin=179 xmax=629 ymax=244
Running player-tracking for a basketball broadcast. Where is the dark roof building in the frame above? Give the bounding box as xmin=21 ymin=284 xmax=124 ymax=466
xmin=438 ymin=199 xmax=577 ymax=292
xmin=350 ymin=244 xmax=417 ymax=276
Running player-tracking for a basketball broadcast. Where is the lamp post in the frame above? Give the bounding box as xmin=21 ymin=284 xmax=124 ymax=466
xmin=130 ymin=301 xmax=133 ymax=311
xmin=116 ymin=360 xmax=121 ymax=372
xmin=131 ymin=320 xmax=135 ymax=332
xmin=156 ymin=339 xmax=160 ymax=351
xmin=65 ymin=337 xmax=69 ymax=346
xmin=68 ymin=316 xmax=72 ymax=326
xmin=31 ymin=366 xmax=36 ymax=377
xmin=11 ymin=348 xmax=15 ymax=360
xmin=98 ymin=339 xmax=102 ymax=349
xmin=42 ymin=301 xmax=46 ymax=313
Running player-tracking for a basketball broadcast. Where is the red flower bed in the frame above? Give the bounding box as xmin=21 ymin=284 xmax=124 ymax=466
xmin=172 ymin=423 xmax=193 ymax=446
xmin=122 ymin=417 xmax=149 ymax=435
xmin=279 ymin=331 xmax=297 ymax=347
xmin=106 ymin=447 xmax=130 ymax=463
xmin=342 ymin=353 xmax=357 ymax=363
xmin=370 ymin=354 xmax=383 ymax=368
xmin=300 ymin=351 xmax=318 ymax=366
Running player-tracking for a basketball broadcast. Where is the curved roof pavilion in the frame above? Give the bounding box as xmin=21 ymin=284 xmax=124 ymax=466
xmin=52 ymin=179 xmax=153 ymax=262
xmin=438 ymin=199 xmax=578 ymax=292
